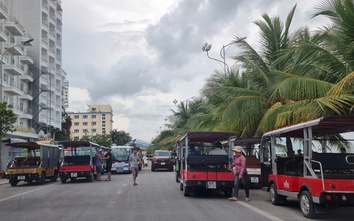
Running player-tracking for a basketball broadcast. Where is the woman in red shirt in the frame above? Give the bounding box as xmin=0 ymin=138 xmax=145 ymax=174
xmin=229 ymin=146 xmax=250 ymax=201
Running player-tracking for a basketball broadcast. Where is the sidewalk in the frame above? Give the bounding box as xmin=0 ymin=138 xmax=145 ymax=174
xmin=0 ymin=178 xmax=8 ymax=185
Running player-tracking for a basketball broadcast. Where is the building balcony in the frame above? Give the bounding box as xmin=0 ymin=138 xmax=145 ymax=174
xmin=18 ymin=112 xmax=33 ymax=120
xmin=19 ymin=92 xmax=33 ymax=101
xmin=4 ymin=63 xmax=23 ymax=75
xmin=19 ymin=55 xmax=34 ymax=65
xmin=0 ymin=25 xmax=7 ymax=42
xmin=5 ymin=16 xmax=24 ymax=36
xmin=20 ymin=72 xmax=34 ymax=82
xmin=0 ymin=2 xmax=8 ymax=19
xmin=4 ymin=82 xmax=23 ymax=95
xmin=4 ymin=42 xmax=24 ymax=55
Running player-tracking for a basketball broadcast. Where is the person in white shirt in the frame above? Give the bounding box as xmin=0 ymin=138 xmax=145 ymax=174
xmin=209 ymin=141 xmax=227 ymax=155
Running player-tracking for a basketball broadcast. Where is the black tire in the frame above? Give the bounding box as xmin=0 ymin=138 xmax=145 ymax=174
xmin=60 ymin=176 xmax=67 ymax=184
xmin=70 ymin=177 xmax=77 ymax=181
xmin=10 ymin=179 xmax=18 ymax=187
xmin=169 ymin=167 xmax=174 ymax=171
xmin=300 ymin=190 xmax=316 ymax=219
xmin=27 ymin=179 xmax=33 ymax=184
xmin=183 ymin=183 xmax=189 ymax=196
xmin=86 ymin=173 xmax=93 ymax=182
xmin=224 ymin=188 xmax=233 ymax=197
xmin=270 ymin=183 xmax=284 ymax=205
xmin=39 ymin=172 xmax=46 ymax=185
xmin=51 ymin=171 xmax=58 ymax=182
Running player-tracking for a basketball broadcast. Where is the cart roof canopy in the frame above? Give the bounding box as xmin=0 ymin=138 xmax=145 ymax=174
xmin=179 ymin=132 xmax=235 ymax=143
xmin=233 ymin=138 xmax=261 ymax=145
xmin=263 ymin=115 xmax=354 ymax=138
xmin=6 ymin=142 xmax=58 ymax=149
xmin=57 ymin=140 xmax=99 ymax=148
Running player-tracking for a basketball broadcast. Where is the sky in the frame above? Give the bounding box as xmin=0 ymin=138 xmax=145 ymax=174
xmin=61 ymin=0 xmax=329 ymax=142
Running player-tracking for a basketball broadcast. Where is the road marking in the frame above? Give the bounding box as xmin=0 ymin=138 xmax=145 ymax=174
xmin=117 ymin=190 xmax=122 ymax=194
xmin=237 ymin=201 xmax=284 ymax=221
xmin=0 ymin=183 xmax=56 ymax=202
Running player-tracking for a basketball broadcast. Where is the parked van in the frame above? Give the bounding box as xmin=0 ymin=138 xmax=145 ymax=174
xmin=6 ymin=142 xmax=61 ymax=186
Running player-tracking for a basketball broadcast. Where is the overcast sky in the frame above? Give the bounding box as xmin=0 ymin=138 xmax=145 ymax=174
xmin=61 ymin=0 xmax=328 ymax=142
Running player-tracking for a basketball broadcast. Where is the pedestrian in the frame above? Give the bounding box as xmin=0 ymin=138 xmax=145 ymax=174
xmin=128 ymin=147 xmax=144 ymax=186
xmin=209 ymin=141 xmax=227 ymax=155
xmin=103 ymin=148 xmax=112 ymax=181
xmin=229 ymin=146 xmax=250 ymax=202
xmin=95 ymin=149 xmax=104 ymax=181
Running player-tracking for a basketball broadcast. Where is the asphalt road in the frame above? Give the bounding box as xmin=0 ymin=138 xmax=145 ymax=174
xmin=0 ymin=165 xmax=353 ymax=221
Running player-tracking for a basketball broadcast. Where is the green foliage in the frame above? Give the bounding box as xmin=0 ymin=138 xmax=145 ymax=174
xmin=93 ymin=134 xmax=112 ymax=147
xmin=110 ymin=129 xmax=132 ymax=145
xmin=0 ymin=102 xmax=17 ymax=139
xmin=153 ymin=1 xmax=354 ymax=152
xmin=55 ymin=108 xmax=72 ymax=141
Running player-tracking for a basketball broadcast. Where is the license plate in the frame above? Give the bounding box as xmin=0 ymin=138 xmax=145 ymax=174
xmin=18 ymin=175 xmax=25 ymax=180
xmin=117 ymin=168 xmax=123 ymax=171
xmin=207 ymin=181 xmax=216 ymax=189
xmin=251 ymin=177 xmax=259 ymax=183
xmin=71 ymin=173 xmax=77 ymax=177
xmin=161 ymin=162 xmax=165 ymax=165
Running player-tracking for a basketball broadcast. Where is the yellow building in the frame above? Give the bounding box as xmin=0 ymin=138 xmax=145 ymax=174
xmin=68 ymin=105 xmax=113 ymax=140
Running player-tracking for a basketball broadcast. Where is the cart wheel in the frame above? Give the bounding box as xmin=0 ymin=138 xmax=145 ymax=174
xmin=224 ymin=188 xmax=233 ymax=197
xmin=51 ymin=171 xmax=58 ymax=181
xmin=183 ymin=183 xmax=189 ymax=196
xmin=87 ymin=173 xmax=93 ymax=182
xmin=60 ymin=176 xmax=67 ymax=184
xmin=300 ymin=190 xmax=316 ymax=218
xmin=270 ymin=183 xmax=284 ymax=205
xmin=10 ymin=179 xmax=18 ymax=187
xmin=39 ymin=172 xmax=46 ymax=185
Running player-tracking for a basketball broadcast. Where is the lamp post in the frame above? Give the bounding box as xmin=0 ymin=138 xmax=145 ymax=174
xmin=0 ymin=38 xmax=34 ymax=103
xmin=202 ymin=37 xmax=247 ymax=75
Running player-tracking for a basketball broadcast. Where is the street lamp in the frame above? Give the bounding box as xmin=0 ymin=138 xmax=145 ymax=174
xmin=202 ymin=37 xmax=247 ymax=75
xmin=0 ymin=38 xmax=34 ymax=103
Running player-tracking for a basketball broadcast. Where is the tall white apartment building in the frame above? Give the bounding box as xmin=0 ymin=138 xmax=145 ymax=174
xmin=2 ymin=0 xmax=64 ymax=135
xmin=0 ymin=2 xmax=38 ymax=172
xmin=62 ymin=77 xmax=68 ymax=110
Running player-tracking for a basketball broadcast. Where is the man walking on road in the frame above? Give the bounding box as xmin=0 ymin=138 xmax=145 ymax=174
xmin=128 ymin=147 xmax=144 ymax=186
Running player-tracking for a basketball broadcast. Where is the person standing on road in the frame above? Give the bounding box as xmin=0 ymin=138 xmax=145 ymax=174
xmin=128 ymin=147 xmax=144 ymax=186
xmin=229 ymin=146 xmax=250 ymax=202
xmin=103 ymin=148 xmax=112 ymax=181
xmin=96 ymin=149 xmax=104 ymax=181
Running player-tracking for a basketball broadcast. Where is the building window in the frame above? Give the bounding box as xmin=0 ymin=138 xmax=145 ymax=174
xmin=74 ymin=129 xmax=79 ymax=133
xmin=92 ymin=129 xmax=96 ymax=133
xmin=83 ymin=115 xmax=88 ymax=119
xmin=92 ymin=122 xmax=96 ymax=126
xmin=74 ymin=122 xmax=79 ymax=126
xmin=83 ymin=129 xmax=88 ymax=133
xmin=74 ymin=136 xmax=79 ymax=141
xmin=74 ymin=115 xmax=79 ymax=119
xmin=102 ymin=114 xmax=106 ymax=116
xmin=83 ymin=122 xmax=88 ymax=126
xmin=102 ymin=121 xmax=106 ymax=124
xmin=91 ymin=108 xmax=96 ymax=112
xmin=102 ymin=116 xmax=106 ymax=120
xmin=102 ymin=124 xmax=105 ymax=127
xmin=92 ymin=115 xmax=96 ymax=119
